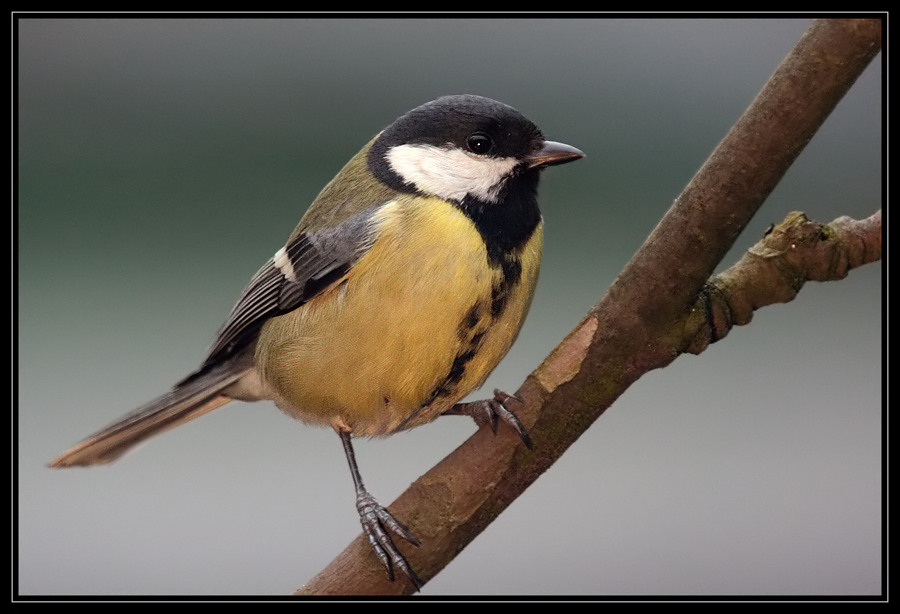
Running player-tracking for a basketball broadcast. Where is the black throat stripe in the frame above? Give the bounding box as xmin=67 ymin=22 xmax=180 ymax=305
xmin=415 ymin=174 xmax=541 ymax=414
xmin=457 ymin=170 xmax=541 ymax=267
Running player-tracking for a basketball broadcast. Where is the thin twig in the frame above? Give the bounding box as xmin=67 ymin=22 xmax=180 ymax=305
xmin=686 ymin=210 xmax=883 ymax=354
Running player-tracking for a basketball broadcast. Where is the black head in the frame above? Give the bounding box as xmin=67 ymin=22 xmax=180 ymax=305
xmin=368 ymin=95 xmax=583 ymax=204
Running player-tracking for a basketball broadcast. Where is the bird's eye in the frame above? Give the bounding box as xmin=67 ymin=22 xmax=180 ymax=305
xmin=466 ymin=133 xmax=493 ymax=155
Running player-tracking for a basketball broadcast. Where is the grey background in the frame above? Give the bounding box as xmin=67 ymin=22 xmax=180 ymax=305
xmin=17 ymin=17 xmax=882 ymax=596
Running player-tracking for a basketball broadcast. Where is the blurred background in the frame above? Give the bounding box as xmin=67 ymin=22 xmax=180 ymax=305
xmin=17 ymin=16 xmax=882 ymax=596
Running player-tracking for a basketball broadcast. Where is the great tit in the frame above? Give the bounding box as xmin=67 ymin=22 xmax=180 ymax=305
xmin=50 ymin=94 xmax=584 ymax=589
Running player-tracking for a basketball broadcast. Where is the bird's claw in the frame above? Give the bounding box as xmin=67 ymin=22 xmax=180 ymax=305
xmin=356 ymin=490 xmax=422 ymax=590
xmin=446 ymin=388 xmax=534 ymax=450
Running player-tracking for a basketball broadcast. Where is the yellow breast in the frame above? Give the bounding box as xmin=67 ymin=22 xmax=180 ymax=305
xmin=255 ymin=196 xmax=542 ymax=436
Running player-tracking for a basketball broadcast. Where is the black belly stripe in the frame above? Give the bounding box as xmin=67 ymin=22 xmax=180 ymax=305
xmin=490 ymin=253 xmax=521 ymax=318
xmin=419 ymin=298 xmax=488 ymax=407
xmin=414 ymin=182 xmax=539 ymax=416
xmin=420 ymin=250 xmax=522 ymax=411
xmin=423 ymin=330 xmax=483 ymax=405
xmin=458 ymin=302 xmax=484 ymax=340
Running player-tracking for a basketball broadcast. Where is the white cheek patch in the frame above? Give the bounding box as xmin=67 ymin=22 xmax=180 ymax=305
xmin=386 ymin=143 xmax=519 ymax=203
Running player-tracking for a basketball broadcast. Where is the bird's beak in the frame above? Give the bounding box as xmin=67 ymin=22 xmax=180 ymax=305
xmin=526 ymin=140 xmax=584 ymax=169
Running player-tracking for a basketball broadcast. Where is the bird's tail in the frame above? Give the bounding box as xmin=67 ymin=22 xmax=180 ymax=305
xmin=49 ymin=361 xmax=252 ymax=468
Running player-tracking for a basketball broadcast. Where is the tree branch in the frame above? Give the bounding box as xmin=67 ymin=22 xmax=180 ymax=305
xmin=296 ymin=18 xmax=883 ymax=595
xmin=686 ymin=210 xmax=883 ymax=355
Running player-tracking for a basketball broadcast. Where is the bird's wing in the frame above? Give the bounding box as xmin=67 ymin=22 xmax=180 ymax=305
xmin=50 ymin=205 xmax=385 ymax=468
xmin=198 ymin=205 xmax=382 ymax=370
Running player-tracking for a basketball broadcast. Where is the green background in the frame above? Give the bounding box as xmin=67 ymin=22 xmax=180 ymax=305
xmin=17 ymin=17 xmax=882 ymax=596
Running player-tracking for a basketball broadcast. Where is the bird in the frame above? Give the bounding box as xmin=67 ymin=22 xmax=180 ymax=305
xmin=49 ymin=94 xmax=584 ymax=589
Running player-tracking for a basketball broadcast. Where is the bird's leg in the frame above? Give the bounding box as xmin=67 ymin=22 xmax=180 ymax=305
xmin=443 ymin=388 xmax=534 ymax=450
xmin=338 ymin=429 xmax=422 ymax=589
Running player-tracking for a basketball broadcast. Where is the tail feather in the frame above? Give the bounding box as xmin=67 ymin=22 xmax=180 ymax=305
xmin=49 ymin=362 xmax=252 ymax=468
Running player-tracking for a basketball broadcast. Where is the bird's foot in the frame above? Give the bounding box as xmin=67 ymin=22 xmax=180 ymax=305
xmin=445 ymin=388 xmax=534 ymax=449
xmin=356 ymin=490 xmax=423 ymax=590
